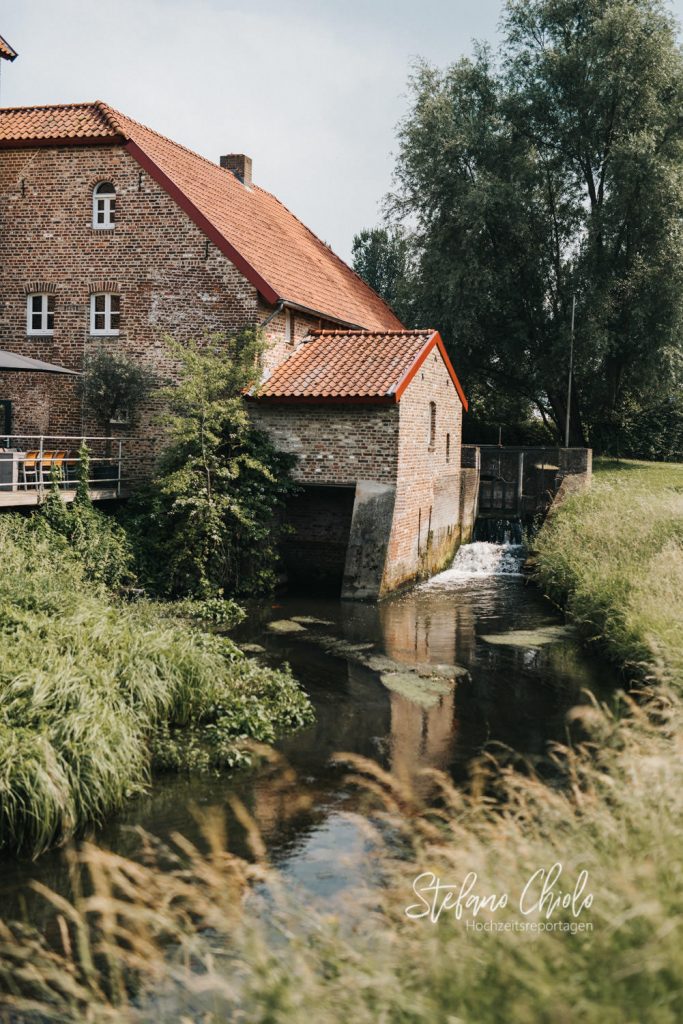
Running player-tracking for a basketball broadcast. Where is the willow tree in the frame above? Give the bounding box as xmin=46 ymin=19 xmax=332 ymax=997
xmin=358 ymin=0 xmax=683 ymax=449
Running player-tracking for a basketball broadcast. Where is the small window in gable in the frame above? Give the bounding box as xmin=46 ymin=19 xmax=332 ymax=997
xmin=428 ymin=401 xmax=436 ymax=450
xmin=90 ymin=293 xmax=120 ymax=335
xmin=446 ymin=432 xmax=451 ymax=462
xmin=27 ymin=293 xmax=55 ymax=336
xmin=93 ymin=181 xmax=116 ymax=229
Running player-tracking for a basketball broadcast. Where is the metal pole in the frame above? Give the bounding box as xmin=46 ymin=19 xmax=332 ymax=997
xmin=565 ymin=294 xmax=576 ymax=448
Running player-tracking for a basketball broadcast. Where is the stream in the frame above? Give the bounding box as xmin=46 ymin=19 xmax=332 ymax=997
xmin=0 ymin=541 xmax=616 ymax=926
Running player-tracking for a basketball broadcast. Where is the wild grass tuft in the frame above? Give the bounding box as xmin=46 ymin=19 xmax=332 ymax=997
xmin=0 ymin=515 xmax=312 ymax=856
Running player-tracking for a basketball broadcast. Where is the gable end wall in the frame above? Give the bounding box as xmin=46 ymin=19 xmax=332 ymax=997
xmin=382 ymin=346 xmax=464 ymax=592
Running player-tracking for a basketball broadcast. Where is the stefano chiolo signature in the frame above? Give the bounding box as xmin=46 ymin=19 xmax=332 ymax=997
xmin=406 ymin=863 xmax=594 ymax=923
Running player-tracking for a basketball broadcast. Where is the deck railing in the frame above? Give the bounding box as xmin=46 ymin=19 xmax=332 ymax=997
xmin=0 ymin=435 xmax=129 ymax=497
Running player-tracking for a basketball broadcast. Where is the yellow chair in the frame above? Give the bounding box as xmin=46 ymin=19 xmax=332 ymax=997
xmin=22 ymin=450 xmax=40 ymax=489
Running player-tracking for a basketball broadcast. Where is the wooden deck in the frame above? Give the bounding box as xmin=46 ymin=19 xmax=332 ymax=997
xmin=0 ymin=487 xmax=123 ymax=508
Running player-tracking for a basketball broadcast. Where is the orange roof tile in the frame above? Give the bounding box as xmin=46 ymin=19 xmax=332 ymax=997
xmin=0 ymin=101 xmax=402 ymax=330
xmin=250 ymin=329 xmax=468 ymax=409
xmin=0 ymin=34 xmax=17 ymax=61
xmin=0 ymin=101 xmax=117 ymax=141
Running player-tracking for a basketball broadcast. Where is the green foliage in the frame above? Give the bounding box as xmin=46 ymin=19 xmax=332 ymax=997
xmin=0 ymin=515 xmax=312 ymax=856
xmin=164 ymin=595 xmax=246 ymax=628
xmin=351 ymin=227 xmax=412 ymax=323
xmin=593 ymin=390 xmax=683 ymax=462
xmin=81 ymin=347 xmax=155 ymax=432
xmin=359 ymin=0 xmax=683 ymax=453
xmin=126 ymin=331 xmax=297 ymax=599
xmin=39 ymin=457 xmax=134 ymax=590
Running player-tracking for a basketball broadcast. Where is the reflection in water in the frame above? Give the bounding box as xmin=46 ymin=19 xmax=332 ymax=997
xmin=0 ymin=550 xmax=616 ymax=927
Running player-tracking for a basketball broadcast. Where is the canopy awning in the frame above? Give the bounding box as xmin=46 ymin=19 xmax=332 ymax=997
xmin=0 ymin=349 xmax=80 ymax=374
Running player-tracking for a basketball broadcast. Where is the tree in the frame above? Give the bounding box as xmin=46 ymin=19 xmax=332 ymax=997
xmin=358 ymin=1 xmax=683 ymax=452
xmin=352 ymin=227 xmax=412 ymax=323
xmin=81 ymin=348 xmax=155 ymax=435
xmin=125 ymin=331 xmax=296 ymax=598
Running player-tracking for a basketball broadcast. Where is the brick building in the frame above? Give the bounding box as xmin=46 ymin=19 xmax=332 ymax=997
xmin=0 ymin=100 xmax=470 ymax=595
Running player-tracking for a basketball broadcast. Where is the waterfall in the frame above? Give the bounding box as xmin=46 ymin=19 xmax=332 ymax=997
xmin=422 ymin=541 xmax=526 ymax=587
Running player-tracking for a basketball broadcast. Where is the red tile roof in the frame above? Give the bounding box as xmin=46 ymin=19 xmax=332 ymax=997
xmin=0 ymin=102 xmax=116 ymax=141
xmin=0 ymin=34 xmax=17 ymax=61
xmin=0 ymin=101 xmax=402 ymax=330
xmin=250 ymin=329 xmax=468 ymax=408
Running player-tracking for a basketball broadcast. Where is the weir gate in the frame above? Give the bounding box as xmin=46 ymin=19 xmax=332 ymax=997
xmin=469 ymin=445 xmax=592 ymax=537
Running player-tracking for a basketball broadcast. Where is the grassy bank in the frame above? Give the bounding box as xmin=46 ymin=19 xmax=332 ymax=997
xmin=0 ymin=513 xmax=312 ymax=857
xmin=0 ymin=462 xmax=681 ymax=1022
xmin=534 ymin=459 xmax=683 ymax=686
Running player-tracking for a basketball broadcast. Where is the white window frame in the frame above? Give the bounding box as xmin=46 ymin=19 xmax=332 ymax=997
xmin=90 ymin=293 xmax=120 ymax=336
xmin=26 ymin=293 xmax=55 ymax=336
xmin=92 ymin=182 xmax=116 ymax=229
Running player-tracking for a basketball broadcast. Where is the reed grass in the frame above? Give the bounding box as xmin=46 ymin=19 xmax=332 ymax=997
xmin=0 ymin=515 xmax=312 ymax=856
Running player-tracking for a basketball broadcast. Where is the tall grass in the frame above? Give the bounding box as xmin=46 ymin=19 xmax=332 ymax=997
xmin=0 ymin=515 xmax=312 ymax=856
xmin=0 ymin=460 xmax=681 ymax=1022
xmin=534 ymin=459 xmax=683 ymax=686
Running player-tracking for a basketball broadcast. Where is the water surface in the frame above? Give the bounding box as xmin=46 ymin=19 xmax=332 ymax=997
xmin=0 ymin=543 xmax=615 ymax=925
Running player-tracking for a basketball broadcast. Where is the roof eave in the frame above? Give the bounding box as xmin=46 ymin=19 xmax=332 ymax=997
xmin=0 ymin=36 xmax=17 ymax=61
xmin=279 ymin=299 xmax=364 ymax=330
xmin=246 ymin=393 xmax=397 ymax=406
xmin=124 ymin=139 xmax=281 ymax=305
xmin=0 ymin=134 xmax=126 ymax=149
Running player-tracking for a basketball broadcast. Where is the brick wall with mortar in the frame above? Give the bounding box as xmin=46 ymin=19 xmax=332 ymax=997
xmin=248 ymin=402 xmax=400 ymax=485
xmin=256 ymin=300 xmax=333 ymax=375
xmin=381 ymin=348 xmax=464 ymax=592
xmin=0 ymin=144 xmax=326 ymax=480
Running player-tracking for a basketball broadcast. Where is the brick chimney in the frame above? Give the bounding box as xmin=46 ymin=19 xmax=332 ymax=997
xmin=220 ymin=154 xmax=252 ymax=186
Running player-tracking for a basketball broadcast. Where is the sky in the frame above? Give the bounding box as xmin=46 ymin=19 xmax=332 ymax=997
xmin=1 ymin=0 xmax=682 ymax=263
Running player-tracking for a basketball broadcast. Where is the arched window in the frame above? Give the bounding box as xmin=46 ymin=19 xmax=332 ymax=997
xmin=446 ymin=432 xmax=451 ymax=462
xmin=428 ymin=401 xmax=436 ymax=450
xmin=92 ymin=182 xmax=116 ymax=229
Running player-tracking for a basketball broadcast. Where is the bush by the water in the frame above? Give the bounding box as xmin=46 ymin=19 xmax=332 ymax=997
xmin=0 ymin=511 xmax=312 ymax=856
